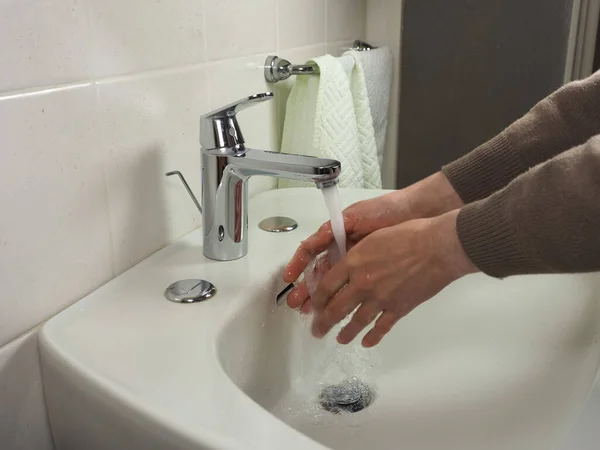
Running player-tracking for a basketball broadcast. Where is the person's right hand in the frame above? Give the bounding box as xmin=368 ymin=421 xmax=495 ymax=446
xmin=284 ymin=172 xmax=463 ymax=313
xmin=284 ymin=193 xmax=410 ymax=313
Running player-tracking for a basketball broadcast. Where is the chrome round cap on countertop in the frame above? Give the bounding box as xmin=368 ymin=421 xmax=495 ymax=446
xmin=164 ymin=279 xmax=216 ymax=303
xmin=258 ymin=216 xmax=298 ymax=233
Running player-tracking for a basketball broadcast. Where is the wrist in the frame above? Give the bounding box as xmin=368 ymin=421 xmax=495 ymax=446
xmin=429 ymin=209 xmax=478 ymax=281
xmin=402 ymin=172 xmax=464 ymax=219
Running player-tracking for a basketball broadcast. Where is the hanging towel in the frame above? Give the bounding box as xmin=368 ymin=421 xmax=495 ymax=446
xmin=343 ymin=51 xmax=382 ymax=189
xmin=276 ymin=70 xmax=320 ymax=188
xmin=344 ymin=47 xmax=393 ymax=167
xmin=278 ymin=54 xmax=381 ymax=189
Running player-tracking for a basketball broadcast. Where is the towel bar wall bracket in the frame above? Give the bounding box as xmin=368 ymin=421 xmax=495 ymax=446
xmin=264 ymin=40 xmax=375 ymax=83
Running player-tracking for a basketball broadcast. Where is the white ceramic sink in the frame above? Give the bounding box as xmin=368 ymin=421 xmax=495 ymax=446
xmin=40 ymin=188 xmax=600 ymax=450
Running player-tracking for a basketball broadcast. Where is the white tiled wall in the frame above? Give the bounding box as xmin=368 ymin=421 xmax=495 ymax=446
xmin=0 ymin=1 xmax=366 ymax=448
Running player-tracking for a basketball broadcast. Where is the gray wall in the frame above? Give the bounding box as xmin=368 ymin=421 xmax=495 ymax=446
xmin=397 ymin=0 xmax=574 ymax=187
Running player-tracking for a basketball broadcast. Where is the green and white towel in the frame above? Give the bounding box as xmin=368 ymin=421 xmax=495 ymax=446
xmin=278 ymin=53 xmax=383 ymax=189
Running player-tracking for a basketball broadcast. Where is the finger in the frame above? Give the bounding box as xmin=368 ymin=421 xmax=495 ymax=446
xmin=300 ymin=298 xmax=312 ymax=314
xmin=286 ymin=280 xmax=309 ymax=309
xmin=337 ymin=303 xmax=382 ymax=345
xmin=313 ymin=250 xmax=334 ymax=276
xmin=361 ymin=311 xmax=399 ymax=348
xmin=311 ymin=258 xmax=350 ymax=312
xmin=311 ymin=284 xmax=363 ymax=338
xmin=284 ymin=223 xmax=333 ymax=283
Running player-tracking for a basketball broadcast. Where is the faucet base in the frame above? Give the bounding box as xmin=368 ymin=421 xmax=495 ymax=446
xmin=201 ymin=152 xmax=249 ymax=262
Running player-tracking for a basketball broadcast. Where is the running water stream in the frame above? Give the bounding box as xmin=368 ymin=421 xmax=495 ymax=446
xmin=272 ymin=185 xmax=379 ymax=427
xmin=321 ymin=184 xmax=346 ymax=262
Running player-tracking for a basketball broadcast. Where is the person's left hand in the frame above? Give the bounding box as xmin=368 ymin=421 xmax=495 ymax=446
xmin=309 ymin=210 xmax=478 ymax=348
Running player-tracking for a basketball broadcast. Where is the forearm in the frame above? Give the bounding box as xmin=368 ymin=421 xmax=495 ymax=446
xmin=456 ymin=135 xmax=600 ymax=278
xmin=443 ymin=70 xmax=600 ymax=204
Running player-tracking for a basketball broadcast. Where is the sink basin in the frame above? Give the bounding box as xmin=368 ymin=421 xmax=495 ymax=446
xmin=40 ymin=188 xmax=600 ymax=450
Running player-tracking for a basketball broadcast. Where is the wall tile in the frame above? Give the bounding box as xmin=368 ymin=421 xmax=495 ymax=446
xmin=327 ymin=0 xmax=367 ymax=43
xmin=277 ymin=0 xmax=326 ymax=50
xmin=206 ymin=54 xmax=280 ymax=196
xmin=203 ymin=0 xmax=277 ymax=61
xmin=0 ymin=331 xmax=53 ymax=450
xmin=0 ymin=85 xmax=113 ymax=347
xmin=0 ymin=0 xmax=90 ymax=93
xmin=85 ymin=0 xmax=205 ymax=78
xmin=97 ymin=67 xmax=208 ymax=275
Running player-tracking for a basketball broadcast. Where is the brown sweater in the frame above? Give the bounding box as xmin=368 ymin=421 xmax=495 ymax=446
xmin=442 ymin=70 xmax=600 ymax=278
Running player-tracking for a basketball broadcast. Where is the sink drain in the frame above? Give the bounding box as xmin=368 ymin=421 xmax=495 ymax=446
xmin=319 ymin=378 xmax=374 ymax=414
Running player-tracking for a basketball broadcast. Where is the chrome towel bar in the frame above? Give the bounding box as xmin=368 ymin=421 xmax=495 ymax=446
xmin=264 ymin=40 xmax=375 ymax=83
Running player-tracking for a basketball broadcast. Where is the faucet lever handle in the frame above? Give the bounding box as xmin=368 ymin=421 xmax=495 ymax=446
xmin=203 ymin=92 xmax=274 ymax=119
xmin=200 ymin=92 xmax=274 ymax=154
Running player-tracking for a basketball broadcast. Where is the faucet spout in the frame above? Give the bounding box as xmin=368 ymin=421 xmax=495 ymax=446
xmin=201 ymin=148 xmax=341 ymax=261
xmin=231 ymin=148 xmax=341 ymax=186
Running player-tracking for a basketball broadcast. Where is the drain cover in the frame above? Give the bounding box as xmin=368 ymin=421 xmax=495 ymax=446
xmin=164 ymin=279 xmax=216 ymax=303
xmin=319 ymin=378 xmax=374 ymax=414
xmin=258 ymin=216 xmax=298 ymax=233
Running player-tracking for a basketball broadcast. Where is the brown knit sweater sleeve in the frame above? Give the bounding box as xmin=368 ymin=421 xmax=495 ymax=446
xmin=443 ymin=70 xmax=600 ymax=203
xmin=457 ymin=135 xmax=600 ymax=277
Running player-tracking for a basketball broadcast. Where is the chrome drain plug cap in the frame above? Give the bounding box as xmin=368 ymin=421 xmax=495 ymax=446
xmin=258 ymin=216 xmax=298 ymax=233
xmin=164 ymin=279 xmax=216 ymax=303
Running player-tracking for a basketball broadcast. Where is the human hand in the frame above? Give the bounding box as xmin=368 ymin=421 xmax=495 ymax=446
xmin=309 ymin=210 xmax=478 ymax=348
xmin=284 ymin=172 xmax=463 ymax=312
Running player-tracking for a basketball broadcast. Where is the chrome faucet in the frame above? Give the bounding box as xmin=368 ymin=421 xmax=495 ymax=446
xmin=167 ymin=92 xmax=341 ymax=261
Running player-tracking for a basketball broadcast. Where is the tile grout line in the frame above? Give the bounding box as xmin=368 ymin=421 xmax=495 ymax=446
xmin=0 ymin=80 xmax=95 ymax=100
xmin=0 ymin=61 xmax=212 ymax=100
xmin=0 ymin=41 xmax=338 ymax=101
xmin=92 ymin=81 xmax=119 ymax=278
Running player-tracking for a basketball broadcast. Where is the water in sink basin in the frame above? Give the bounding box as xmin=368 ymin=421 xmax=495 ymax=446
xmin=217 ymin=271 xmax=600 ymax=450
